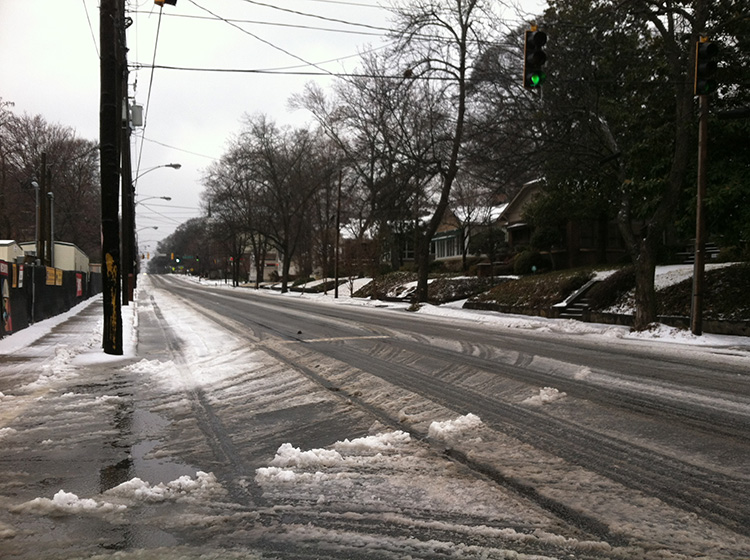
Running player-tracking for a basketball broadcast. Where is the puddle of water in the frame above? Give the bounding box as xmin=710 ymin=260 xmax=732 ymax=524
xmin=131 ymin=438 xmax=194 ymax=484
xmin=100 ymin=457 xmax=134 ymax=492
xmin=101 ymin=407 xmax=196 ymax=492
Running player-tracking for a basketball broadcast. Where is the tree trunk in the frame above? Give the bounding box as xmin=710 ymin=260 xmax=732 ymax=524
xmin=632 ymin=247 xmax=658 ymax=329
xmin=281 ymin=253 xmax=291 ymax=293
xmin=415 ymin=234 xmax=431 ymax=303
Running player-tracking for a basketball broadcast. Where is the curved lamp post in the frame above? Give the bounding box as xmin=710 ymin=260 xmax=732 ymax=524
xmin=134 ymin=163 xmax=181 ymax=183
xmin=124 ymin=163 xmax=180 ymax=306
xmin=135 ymin=195 xmax=172 ymax=205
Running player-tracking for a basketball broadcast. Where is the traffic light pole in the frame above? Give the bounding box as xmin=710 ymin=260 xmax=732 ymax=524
xmin=690 ymin=94 xmax=708 ymax=336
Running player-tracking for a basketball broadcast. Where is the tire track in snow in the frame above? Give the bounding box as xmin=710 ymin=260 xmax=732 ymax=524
xmin=148 ymin=295 xmax=262 ymax=507
xmin=149 ymin=275 xmax=750 ymax=556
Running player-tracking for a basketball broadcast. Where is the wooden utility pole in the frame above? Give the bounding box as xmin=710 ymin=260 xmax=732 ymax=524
xmin=690 ymin=94 xmax=709 ymax=336
xmin=100 ymin=0 xmax=123 ymax=354
xmin=120 ymin=0 xmax=135 ymax=306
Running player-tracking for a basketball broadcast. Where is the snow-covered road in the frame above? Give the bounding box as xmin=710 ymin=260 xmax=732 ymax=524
xmin=1 ymin=273 xmax=749 ymax=559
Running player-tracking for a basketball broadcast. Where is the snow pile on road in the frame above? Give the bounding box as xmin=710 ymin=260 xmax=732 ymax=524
xmin=522 ymin=387 xmax=567 ymax=405
xmin=13 ymin=490 xmax=126 ymax=516
xmin=269 ymin=443 xmax=344 ymax=469
xmin=13 ymin=471 xmax=224 ymax=519
xmin=428 ymin=413 xmax=483 ymax=441
xmin=268 ymin=431 xmax=414 ymax=470
xmin=254 ymin=422 xmax=623 ymax=558
xmin=0 ymin=427 xmax=17 ymax=439
xmin=106 ymin=471 xmax=225 ymax=504
xmin=334 ymin=430 xmax=411 ymax=454
xmin=257 ymin=430 xmax=416 ymax=485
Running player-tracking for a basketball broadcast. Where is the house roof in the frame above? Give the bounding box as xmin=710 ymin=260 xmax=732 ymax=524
xmin=453 ymin=203 xmax=509 ymax=224
xmin=498 ymin=179 xmax=544 ymax=225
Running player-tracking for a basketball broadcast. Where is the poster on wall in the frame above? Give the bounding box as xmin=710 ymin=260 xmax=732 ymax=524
xmin=1 ymin=263 xmax=11 ymax=334
xmin=76 ymin=273 xmax=83 ymax=297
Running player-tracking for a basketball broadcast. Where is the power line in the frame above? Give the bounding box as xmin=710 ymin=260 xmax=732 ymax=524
xmin=81 ymin=0 xmax=99 ymax=58
xmin=188 ymin=0 xmax=335 ymax=77
xmin=131 ymin=62 xmax=456 ymax=81
xmin=294 ymin=0 xmax=383 ymax=7
xmin=130 ymin=11 xmax=388 ymax=37
xmin=135 ymin=134 xmax=219 ymax=160
xmin=134 ymin=5 xmax=166 ymax=187
xmin=140 ymin=202 xmax=202 ymax=210
xmin=238 ymin=0 xmax=391 ymax=34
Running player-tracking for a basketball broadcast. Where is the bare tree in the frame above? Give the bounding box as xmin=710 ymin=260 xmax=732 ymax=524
xmin=294 ymin=50 xmax=428 ymax=273
xmin=388 ymin=0 xmax=496 ymax=303
xmin=0 ymin=107 xmax=100 ymax=257
xmin=203 ymin=150 xmax=253 ymax=286
xmin=234 ymin=115 xmax=327 ymax=292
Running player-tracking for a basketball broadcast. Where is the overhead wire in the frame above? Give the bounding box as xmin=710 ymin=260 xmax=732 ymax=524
xmin=130 ymin=11 xmax=387 ymax=38
xmin=81 ymin=0 xmax=99 ymax=58
xmin=295 ymin=0 xmax=383 ymax=7
xmin=134 ymin=4 xmax=166 ymax=190
xmin=187 ymin=0 xmax=336 ymax=77
xmin=131 ymin=62 xmax=459 ymax=81
xmin=135 ymin=134 xmax=219 ymax=160
xmin=125 ymin=0 xmax=465 ymax=196
xmin=238 ymin=0 xmax=391 ymax=34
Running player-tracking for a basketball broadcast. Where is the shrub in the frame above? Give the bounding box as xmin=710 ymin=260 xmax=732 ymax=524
xmin=513 ymin=250 xmax=546 ymax=275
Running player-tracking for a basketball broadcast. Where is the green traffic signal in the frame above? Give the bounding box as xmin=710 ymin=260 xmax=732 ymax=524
xmin=524 ymin=29 xmax=547 ymax=89
xmin=694 ymin=39 xmax=718 ymax=96
xmin=529 ymin=71 xmax=546 ymax=87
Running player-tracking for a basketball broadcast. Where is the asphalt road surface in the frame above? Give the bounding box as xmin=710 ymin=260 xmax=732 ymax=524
xmin=2 ymin=273 xmax=749 ymax=559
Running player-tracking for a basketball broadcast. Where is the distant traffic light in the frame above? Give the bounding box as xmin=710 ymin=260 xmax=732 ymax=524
xmin=524 ymin=28 xmax=547 ymax=89
xmin=694 ymin=39 xmax=718 ymax=96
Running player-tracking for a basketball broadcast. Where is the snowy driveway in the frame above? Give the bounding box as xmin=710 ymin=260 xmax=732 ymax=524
xmin=1 ymin=273 xmax=749 ymax=559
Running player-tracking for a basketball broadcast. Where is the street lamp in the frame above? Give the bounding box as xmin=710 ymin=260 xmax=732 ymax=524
xmin=31 ymin=180 xmax=40 ymax=259
xmin=134 ymin=163 xmax=181 ymax=183
xmin=135 ymin=195 xmax=172 ymax=205
xmin=123 ymin=163 xmax=180 ymax=305
xmin=137 ymin=226 xmax=158 ymax=233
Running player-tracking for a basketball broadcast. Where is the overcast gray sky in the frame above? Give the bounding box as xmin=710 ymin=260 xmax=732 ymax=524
xmin=0 ymin=0 xmax=542 ymax=254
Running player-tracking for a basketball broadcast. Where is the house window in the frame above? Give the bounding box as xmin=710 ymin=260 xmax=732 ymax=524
xmin=432 ymin=231 xmax=461 ymax=260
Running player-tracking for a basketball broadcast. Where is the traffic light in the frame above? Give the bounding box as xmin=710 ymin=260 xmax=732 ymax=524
xmin=524 ymin=28 xmax=547 ymax=89
xmin=694 ymin=39 xmax=718 ymax=96
xmin=155 ymin=0 xmax=177 ymax=6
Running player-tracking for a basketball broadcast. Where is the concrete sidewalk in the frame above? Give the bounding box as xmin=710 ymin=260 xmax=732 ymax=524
xmin=0 ymin=294 xmax=190 ymax=556
xmin=0 ymin=297 xmax=114 ymax=396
